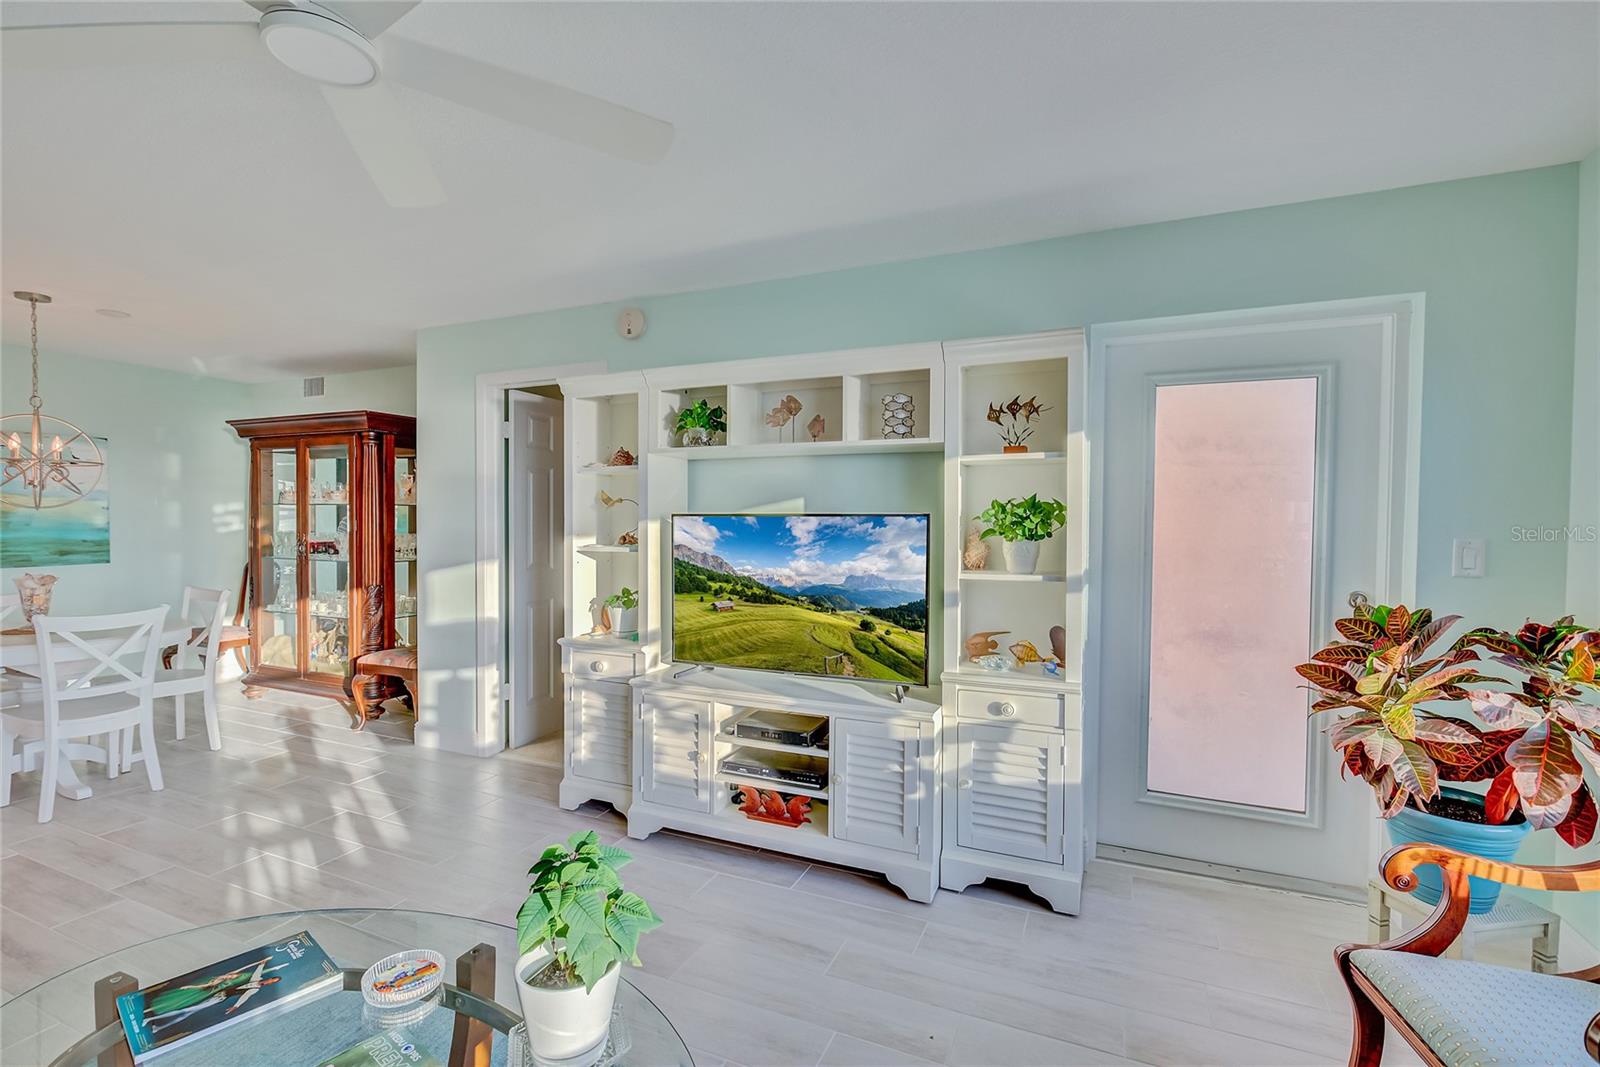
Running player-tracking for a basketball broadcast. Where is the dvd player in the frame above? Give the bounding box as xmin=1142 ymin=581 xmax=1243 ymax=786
xmin=719 ymin=747 xmax=830 ymax=790
xmin=732 ymin=710 xmax=828 ymax=748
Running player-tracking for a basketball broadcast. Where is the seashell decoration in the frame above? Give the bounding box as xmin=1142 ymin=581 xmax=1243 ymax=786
xmin=606 ymin=446 xmax=635 ymax=467
xmin=1008 ymin=639 xmax=1047 ymax=667
xmin=962 ymin=524 xmax=990 ymax=571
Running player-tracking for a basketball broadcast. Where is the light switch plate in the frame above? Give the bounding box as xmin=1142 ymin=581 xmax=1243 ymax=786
xmin=1452 ymin=538 xmax=1486 ymax=578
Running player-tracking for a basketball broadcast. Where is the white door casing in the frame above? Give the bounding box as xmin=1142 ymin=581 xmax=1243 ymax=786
xmin=1089 ymin=296 xmax=1422 ymax=889
xmin=508 ymin=393 xmax=564 ymax=749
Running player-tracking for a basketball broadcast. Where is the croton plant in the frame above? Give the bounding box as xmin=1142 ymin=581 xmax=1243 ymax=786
xmin=1297 ymin=604 xmax=1600 ymax=846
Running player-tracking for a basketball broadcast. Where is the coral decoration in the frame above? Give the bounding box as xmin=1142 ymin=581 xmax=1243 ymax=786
xmin=735 ymin=786 xmax=812 ymax=827
xmin=1009 ymin=639 xmax=1047 ymax=666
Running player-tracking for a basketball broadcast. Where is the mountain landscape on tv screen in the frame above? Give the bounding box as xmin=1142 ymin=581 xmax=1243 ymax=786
xmin=671 ymin=515 xmax=929 ymax=684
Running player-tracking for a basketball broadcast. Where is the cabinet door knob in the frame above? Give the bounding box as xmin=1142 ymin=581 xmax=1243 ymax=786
xmin=590 ymin=660 xmax=607 ymax=673
xmin=998 ymin=702 xmax=1017 ymax=718
xmin=959 ymin=779 xmax=973 ymax=789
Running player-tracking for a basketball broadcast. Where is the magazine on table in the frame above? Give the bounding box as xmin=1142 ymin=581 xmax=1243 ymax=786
xmin=115 ymin=930 xmax=341 ymax=1061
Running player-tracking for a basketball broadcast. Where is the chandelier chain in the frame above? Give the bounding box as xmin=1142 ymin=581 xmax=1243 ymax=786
xmin=29 ymin=296 xmax=41 ymax=411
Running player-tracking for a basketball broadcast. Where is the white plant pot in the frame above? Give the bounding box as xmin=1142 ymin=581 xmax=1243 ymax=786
xmin=1001 ymin=539 xmax=1042 ymax=575
xmin=514 ymin=949 xmax=620 ymax=1066
xmin=612 ymin=606 xmax=638 ymax=635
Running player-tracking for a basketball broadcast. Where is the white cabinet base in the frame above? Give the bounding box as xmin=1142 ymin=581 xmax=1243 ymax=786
xmin=940 ymin=849 xmax=1082 ymax=914
xmin=626 ymin=800 xmax=939 ymax=903
xmin=558 ymin=777 xmax=632 ymax=814
xmin=627 ymin=667 xmax=941 ymax=905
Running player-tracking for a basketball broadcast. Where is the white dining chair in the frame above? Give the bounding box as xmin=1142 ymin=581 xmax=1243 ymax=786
xmin=156 ymin=586 xmax=230 ymax=751
xmin=0 ymin=605 xmax=168 ymax=822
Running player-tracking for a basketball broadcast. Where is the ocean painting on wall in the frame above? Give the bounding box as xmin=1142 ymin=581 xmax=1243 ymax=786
xmin=0 ymin=437 xmax=110 ymax=567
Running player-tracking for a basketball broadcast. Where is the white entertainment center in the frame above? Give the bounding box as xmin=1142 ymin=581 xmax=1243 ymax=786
xmin=555 ymin=331 xmax=1088 ymax=913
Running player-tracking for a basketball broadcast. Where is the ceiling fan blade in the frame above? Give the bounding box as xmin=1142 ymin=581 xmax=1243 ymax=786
xmin=319 ymin=81 xmax=445 ymax=207
xmin=318 ymin=1 xmax=421 ymax=40
xmin=382 ymin=36 xmax=673 ymax=164
xmin=0 ymin=22 xmax=258 ymax=70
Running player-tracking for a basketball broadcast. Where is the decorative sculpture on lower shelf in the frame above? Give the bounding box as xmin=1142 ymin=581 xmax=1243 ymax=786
xmin=607 ymin=446 xmax=635 ymax=467
xmin=735 ymin=785 xmax=812 ymax=828
xmin=964 ymin=630 xmax=1009 ymax=662
xmin=616 ymin=529 xmax=638 ymax=546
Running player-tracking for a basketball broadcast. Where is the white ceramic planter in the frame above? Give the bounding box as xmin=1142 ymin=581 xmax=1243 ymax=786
xmin=1001 ymin=539 xmax=1042 ymax=574
xmin=514 ymin=949 xmax=620 ymax=1065
xmin=612 ymin=605 xmax=638 ymax=636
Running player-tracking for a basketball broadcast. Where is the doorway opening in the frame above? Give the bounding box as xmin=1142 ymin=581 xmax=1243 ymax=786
xmin=505 ymin=384 xmax=565 ymax=765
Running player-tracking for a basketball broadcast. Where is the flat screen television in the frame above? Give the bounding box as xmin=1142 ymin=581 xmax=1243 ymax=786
xmin=671 ymin=514 xmax=930 ymax=686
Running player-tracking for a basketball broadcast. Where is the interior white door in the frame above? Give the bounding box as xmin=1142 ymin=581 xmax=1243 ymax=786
xmin=508 ymin=393 xmax=564 ymax=749
xmin=1092 ymin=300 xmax=1417 ymax=888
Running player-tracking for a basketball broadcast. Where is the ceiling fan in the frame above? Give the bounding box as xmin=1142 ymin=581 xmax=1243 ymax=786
xmin=1 ymin=1 xmax=674 ymax=207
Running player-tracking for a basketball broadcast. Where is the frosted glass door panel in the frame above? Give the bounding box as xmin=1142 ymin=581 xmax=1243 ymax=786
xmin=1145 ymin=378 xmax=1317 ymax=813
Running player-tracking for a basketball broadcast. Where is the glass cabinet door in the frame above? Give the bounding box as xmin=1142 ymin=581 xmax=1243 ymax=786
xmin=394 ymin=449 xmax=417 ymax=647
xmin=305 ymin=440 xmax=352 ymax=679
xmin=255 ymin=447 xmax=299 ymax=672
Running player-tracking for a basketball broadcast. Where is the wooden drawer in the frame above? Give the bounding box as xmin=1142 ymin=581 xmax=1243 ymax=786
xmin=956 ymin=687 xmax=1065 ymax=730
xmin=564 ymin=647 xmax=639 ymax=681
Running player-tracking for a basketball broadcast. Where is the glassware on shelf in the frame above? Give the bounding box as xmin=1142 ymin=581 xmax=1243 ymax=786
xmin=395 ymin=533 xmax=417 ymax=560
xmin=277 ymin=479 xmax=296 ymax=504
xmin=396 ymin=593 xmax=417 ymax=615
xmin=309 ymin=591 xmax=348 ymax=618
xmin=335 ymin=515 xmax=350 ymax=558
xmin=270 ymin=559 xmax=296 ymax=612
xmin=398 ymin=469 xmax=416 ymax=504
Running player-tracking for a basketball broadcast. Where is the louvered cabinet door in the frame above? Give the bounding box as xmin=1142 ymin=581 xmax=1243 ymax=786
xmin=570 ymin=682 xmax=631 ymax=785
xmin=955 ymin=722 xmax=1064 ymax=864
xmin=638 ymin=696 xmax=711 ymax=812
xmin=833 ymin=718 xmax=921 ymax=854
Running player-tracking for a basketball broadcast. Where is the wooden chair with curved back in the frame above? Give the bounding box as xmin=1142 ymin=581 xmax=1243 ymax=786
xmin=1338 ymin=843 xmax=1600 ymax=1067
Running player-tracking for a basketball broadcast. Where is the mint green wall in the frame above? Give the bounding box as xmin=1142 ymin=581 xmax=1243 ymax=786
xmin=418 ymin=164 xmax=1580 ymax=754
xmin=0 ymin=346 xmax=249 ymax=616
xmin=245 ymin=365 xmax=417 ymax=418
xmin=0 ymin=351 xmax=417 ymax=620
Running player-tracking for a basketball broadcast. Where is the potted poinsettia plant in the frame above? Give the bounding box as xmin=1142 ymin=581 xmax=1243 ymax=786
xmin=974 ymin=494 xmax=1067 ymax=574
xmin=1298 ymin=604 xmax=1600 ymax=912
xmin=514 ymin=831 xmax=661 ymax=1064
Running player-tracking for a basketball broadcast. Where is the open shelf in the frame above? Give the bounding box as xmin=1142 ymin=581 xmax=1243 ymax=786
xmin=960 ymin=570 xmax=1066 ymax=583
xmin=959 ymin=451 xmax=1066 ymax=465
xmin=714 ymin=795 xmax=831 ymax=839
xmin=657 ymin=437 xmax=942 ymax=461
xmin=575 ymin=464 xmax=639 ymax=477
xmin=714 ymin=729 xmax=830 ymax=757
xmin=716 ymin=772 xmax=828 ymax=800
xmin=577 ymin=544 xmax=638 ymax=558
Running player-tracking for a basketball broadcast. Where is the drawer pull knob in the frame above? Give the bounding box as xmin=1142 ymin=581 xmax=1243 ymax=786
xmin=590 ymin=660 xmax=607 ymax=673
xmin=998 ymin=702 xmax=1017 ymax=718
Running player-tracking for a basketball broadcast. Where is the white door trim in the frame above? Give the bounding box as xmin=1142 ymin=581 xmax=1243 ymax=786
xmin=1083 ymin=294 xmax=1424 ymax=862
xmin=474 ymin=363 xmax=604 ymax=757
xmin=1132 ymin=363 xmax=1336 ymax=830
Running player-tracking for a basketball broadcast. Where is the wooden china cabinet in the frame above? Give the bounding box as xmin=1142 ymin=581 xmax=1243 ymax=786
xmin=228 ymin=411 xmax=417 ymax=705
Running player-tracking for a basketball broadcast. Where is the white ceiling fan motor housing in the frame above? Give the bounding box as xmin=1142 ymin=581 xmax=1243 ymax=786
xmin=259 ymin=4 xmax=380 ymax=87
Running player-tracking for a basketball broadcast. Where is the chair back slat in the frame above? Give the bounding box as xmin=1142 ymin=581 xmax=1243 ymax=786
xmin=176 ymin=586 xmax=230 ymax=669
xmin=33 ymin=606 xmax=169 ymax=705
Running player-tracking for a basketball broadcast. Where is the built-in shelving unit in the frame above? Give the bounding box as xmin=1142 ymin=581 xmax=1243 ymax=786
xmin=937 ymin=330 xmax=1087 ymax=913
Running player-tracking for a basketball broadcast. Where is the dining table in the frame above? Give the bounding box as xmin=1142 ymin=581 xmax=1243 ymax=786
xmin=0 ymin=623 xmax=200 ymax=804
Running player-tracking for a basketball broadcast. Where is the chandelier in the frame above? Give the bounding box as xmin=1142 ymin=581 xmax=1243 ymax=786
xmin=1 ymin=292 xmax=104 ymax=509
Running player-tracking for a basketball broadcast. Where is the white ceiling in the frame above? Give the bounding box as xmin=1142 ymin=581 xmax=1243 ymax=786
xmin=3 ymin=1 xmax=1596 ymax=382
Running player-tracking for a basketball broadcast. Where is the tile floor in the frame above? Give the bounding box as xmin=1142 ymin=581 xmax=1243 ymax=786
xmin=0 ymin=686 xmax=1559 ymax=1066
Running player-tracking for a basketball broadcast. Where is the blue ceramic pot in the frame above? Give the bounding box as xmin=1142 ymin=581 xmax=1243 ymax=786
xmin=1385 ymin=786 xmax=1531 ymax=914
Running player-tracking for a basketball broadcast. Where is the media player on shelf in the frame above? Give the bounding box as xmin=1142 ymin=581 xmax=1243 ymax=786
xmin=719 ymin=747 xmax=830 ymax=790
xmin=733 ymin=710 xmax=828 ymax=748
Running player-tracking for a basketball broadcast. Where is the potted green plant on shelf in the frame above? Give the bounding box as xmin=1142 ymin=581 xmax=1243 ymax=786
xmin=673 ymin=398 xmax=726 ymax=447
xmin=515 ymin=831 xmax=661 ymax=1065
xmin=605 ymin=587 xmax=639 ymax=636
xmin=1297 ymin=604 xmax=1600 ymax=912
xmin=974 ymin=494 xmax=1067 ymax=574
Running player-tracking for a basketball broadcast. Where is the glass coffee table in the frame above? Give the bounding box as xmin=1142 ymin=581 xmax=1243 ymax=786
xmin=3 ymin=909 xmax=691 ymax=1067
